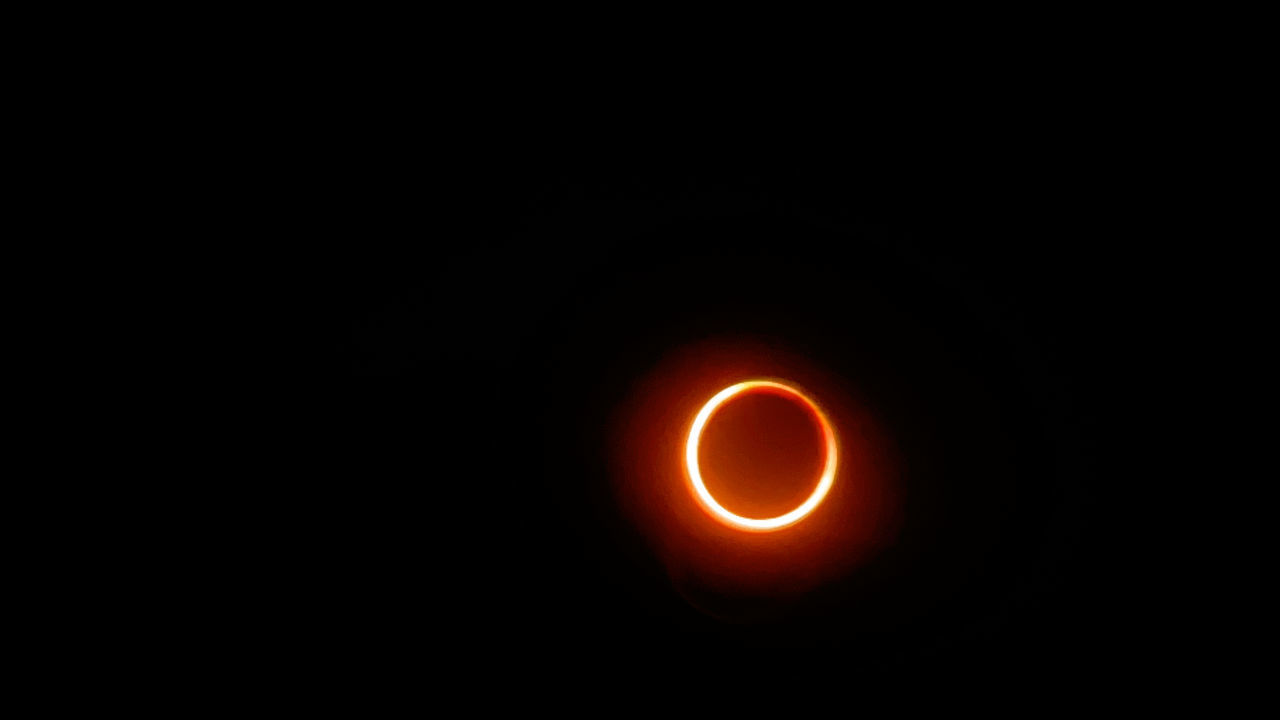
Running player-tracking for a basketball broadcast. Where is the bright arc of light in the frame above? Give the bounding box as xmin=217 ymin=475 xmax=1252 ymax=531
xmin=685 ymin=380 xmax=838 ymax=532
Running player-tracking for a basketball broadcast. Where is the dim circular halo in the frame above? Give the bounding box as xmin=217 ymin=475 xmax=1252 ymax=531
xmin=685 ymin=379 xmax=838 ymax=532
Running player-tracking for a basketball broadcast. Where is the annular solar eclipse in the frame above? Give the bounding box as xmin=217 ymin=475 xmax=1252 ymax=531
xmin=685 ymin=379 xmax=838 ymax=532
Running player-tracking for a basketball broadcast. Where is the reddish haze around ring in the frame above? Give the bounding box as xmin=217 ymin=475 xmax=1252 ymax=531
xmin=608 ymin=338 xmax=901 ymax=614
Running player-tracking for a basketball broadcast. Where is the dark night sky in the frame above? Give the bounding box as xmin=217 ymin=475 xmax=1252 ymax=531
xmin=331 ymin=158 xmax=1143 ymax=682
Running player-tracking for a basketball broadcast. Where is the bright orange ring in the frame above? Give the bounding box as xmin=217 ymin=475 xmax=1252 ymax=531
xmin=685 ymin=379 xmax=838 ymax=532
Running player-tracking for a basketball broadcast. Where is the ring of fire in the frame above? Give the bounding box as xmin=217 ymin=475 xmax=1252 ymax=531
xmin=685 ymin=380 xmax=838 ymax=532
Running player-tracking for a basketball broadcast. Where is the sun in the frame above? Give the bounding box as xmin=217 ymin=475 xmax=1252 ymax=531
xmin=684 ymin=379 xmax=838 ymax=532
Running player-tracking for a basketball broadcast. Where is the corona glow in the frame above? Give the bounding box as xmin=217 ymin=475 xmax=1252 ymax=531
xmin=685 ymin=380 xmax=838 ymax=532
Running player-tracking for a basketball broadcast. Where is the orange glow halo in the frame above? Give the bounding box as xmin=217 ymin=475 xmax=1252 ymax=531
xmin=685 ymin=380 xmax=838 ymax=532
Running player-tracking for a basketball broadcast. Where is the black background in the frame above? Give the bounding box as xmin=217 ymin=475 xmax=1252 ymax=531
xmin=333 ymin=160 xmax=1136 ymax=681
